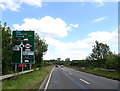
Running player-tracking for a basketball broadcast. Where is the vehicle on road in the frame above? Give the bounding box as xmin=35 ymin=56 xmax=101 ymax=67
xmin=61 ymin=65 xmax=64 ymax=68
xmin=55 ymin=65 xmax=58 ymax=67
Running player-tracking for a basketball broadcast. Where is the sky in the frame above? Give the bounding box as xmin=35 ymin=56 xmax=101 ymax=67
xmin=0 ymin=0 xmax=118 ymax=60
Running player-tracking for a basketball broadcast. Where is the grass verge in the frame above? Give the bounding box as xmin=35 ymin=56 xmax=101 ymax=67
xmin=2 ymin=66 xmax=54 ymax=91
xmin=68 ymin=66 xmax=119 ymax=81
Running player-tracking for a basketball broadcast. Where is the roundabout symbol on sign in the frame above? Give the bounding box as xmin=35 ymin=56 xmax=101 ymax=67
xmin=25 ymin=43 xmax=31 ymax=49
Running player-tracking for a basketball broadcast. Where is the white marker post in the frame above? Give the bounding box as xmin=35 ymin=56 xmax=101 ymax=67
xmin=22 ymin=67 xmax=23 ymax=71
xmin=15 ymin=64 xmax=17 ymax=72
xmin=30 ymin=64 xmax=31 ymax=70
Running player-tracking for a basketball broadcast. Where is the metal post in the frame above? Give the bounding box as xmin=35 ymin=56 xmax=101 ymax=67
xmin=30 ymin=64 xmax=31 ymax=70
xmin=15 ymin=64 xmax=17 ymax=72
xmin=22 ymin=67 xmax=23 ymax=71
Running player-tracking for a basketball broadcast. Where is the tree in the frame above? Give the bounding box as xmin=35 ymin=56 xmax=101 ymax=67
xmin=0 ymin=23 xmax=2 ymax=75
xmin=34 ymin=33 xmax=48 ymax=67
xmin=105 ymin=53 xmax=119 ymax=70
xmin=2 ymin=23 xmax=13 ymax=74
xmin=57 ymin=58 xmax=61 ymax=61
xmin=65 ymin=58 xmax=70 ymax=61
xmin=88 ymin=41 xmax=112 ymax=68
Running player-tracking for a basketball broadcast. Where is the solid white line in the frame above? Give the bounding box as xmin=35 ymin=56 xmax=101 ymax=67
xmin=44 ymin=67 xmax=55 ymax=91
xmin=80 ymin=79 xmax=90 ymax=84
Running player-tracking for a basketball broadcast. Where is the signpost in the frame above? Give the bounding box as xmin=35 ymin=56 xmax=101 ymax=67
xmin=12 ymin=31 xmax=35 ymax=71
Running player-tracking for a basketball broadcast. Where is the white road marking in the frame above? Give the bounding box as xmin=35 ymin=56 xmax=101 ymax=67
xmin=44 ymin=67 xmax=55 ymax=91
xmin=65 ymin=73 xmax=69 ymax=76
xmin=80 ymin=79 xmax=90 ymax=84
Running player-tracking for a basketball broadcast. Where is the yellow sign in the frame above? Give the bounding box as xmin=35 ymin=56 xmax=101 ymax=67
xmin=28 ymin=35 xmax=32 ymax=37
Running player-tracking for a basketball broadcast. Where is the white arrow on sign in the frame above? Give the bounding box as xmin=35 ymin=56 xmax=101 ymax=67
xmin=25 ymin=60 xmax=29 ymax=63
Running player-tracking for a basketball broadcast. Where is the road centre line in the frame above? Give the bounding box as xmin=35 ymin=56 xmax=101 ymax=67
xmin=44 ymin=67 xmax=55 ymax=91
xmin=69 ymin=72 xmax=72 ymax=75
xmin=80 ymin=79 xmax=90 ymax=84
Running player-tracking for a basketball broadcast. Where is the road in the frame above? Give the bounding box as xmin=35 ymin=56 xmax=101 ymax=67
xmin=45 ymin=66 xmax=119 ymax=90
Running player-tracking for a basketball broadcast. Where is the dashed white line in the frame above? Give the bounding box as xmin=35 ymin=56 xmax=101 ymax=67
xmin=80 ymin=79 xmax=90 ymax=84
xmin=69 ymin=73 xmax=72 ymax=75
xmin=44 ymin=67 xmax=55 ymax=91
xmin=65 ymin=73 xmax=69 ymax=76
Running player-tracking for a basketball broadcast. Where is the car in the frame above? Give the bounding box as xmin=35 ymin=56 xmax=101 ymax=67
xmin=55 ymin=65 xmax=58 ymax=67
xmin=61 ymin=65 xmax=64 ymax=68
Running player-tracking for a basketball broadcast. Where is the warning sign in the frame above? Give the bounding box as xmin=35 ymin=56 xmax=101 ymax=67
xmin=25 ymin=43 xmax=31 ymax=49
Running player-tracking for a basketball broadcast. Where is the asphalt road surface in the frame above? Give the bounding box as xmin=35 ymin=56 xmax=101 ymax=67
xmin=46 ymin=66 xmax=119 ymax=90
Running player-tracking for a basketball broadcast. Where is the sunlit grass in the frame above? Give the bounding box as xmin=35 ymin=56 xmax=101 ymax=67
xmin=78 ymin=69 xmax=119 ymax=80
xmin=2 ymin=66 xmax=54 ymax=90
xmin=68 ymin=66 xmax=119 ymax=81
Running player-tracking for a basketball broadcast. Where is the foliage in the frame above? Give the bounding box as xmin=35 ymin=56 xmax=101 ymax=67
xmin=2 ymin=23 xmax=13 ymax=74
xmin=92 ymin=41 xmax=112 ymax=60
xmin=34 ymin=33 xmax=48 ymax=67
xmin=105 ymin=53 xmax=119 ymax=70
xmin=40 ymin=60 xmax=46 ymax=67
xmin=68 ymin=41 xmax=119 ymax=71
xmin=86 ymin=41 xmax=113 ymax=68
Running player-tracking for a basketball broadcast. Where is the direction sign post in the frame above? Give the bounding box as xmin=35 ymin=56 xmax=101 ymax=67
xmin=12 ymin=31 xmax=35 ymax=66
xmin=22 ymin=67 xmax=23 ymax=71
xmin=15 ymin=64 xmax=17 ymax=72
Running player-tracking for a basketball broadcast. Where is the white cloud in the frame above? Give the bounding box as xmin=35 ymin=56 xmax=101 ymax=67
xmin=44 ymin=29 xmax=118 ymax=60
xmin=1 ymin=0 xmax=118 ymax=11
xmin=0 ymin=3 xmax=5 ymax=10
xmin=0 ymin=0 xmax=21 ymax=11
xmin=20 ymin=0 xmax=42 ymax=7
xmin=44 ymin=37 xmax=90 ymax=60
xmin=70 ymin=24 xmax=79 ymax=28
xmin=86 ymin=29 xmax=118 ymax=44
xmin=94 ymin=0 xmax=104 ymax=7
xmin=0 ymin=0 xmax=42 ymax=11
xmin=92 ymin=17 xmax=107 ymax=23
xmin=13 ymin=16 xmax=76 ymax=37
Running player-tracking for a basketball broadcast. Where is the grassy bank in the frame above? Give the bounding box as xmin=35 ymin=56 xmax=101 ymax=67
xmin=2 ymin=66 xmax=54 ymax=90
xmin=68 ymin=66 xmax=119 ymax=81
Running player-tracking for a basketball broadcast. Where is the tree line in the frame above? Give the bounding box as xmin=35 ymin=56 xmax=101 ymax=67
xmin=46 ymin=41 xmax=119 ymax=71
xmin=1 ymin=22 xmax=48 ymax=75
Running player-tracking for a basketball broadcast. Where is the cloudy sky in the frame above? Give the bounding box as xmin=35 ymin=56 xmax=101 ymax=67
xmin=0 ymin=0 xmax=118 ymax=60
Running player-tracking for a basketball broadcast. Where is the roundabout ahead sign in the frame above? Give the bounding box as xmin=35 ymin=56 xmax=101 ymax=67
xmin=12 ymin=31 xmax=35 ymax=64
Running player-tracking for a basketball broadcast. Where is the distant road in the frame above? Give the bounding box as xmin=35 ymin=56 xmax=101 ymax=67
xmin=45 ymin=66 xmax=119 ymax=90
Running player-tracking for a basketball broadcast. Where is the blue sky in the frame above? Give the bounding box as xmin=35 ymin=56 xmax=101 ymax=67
xmin=0 ymin=0 xmax=118 ymax=60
